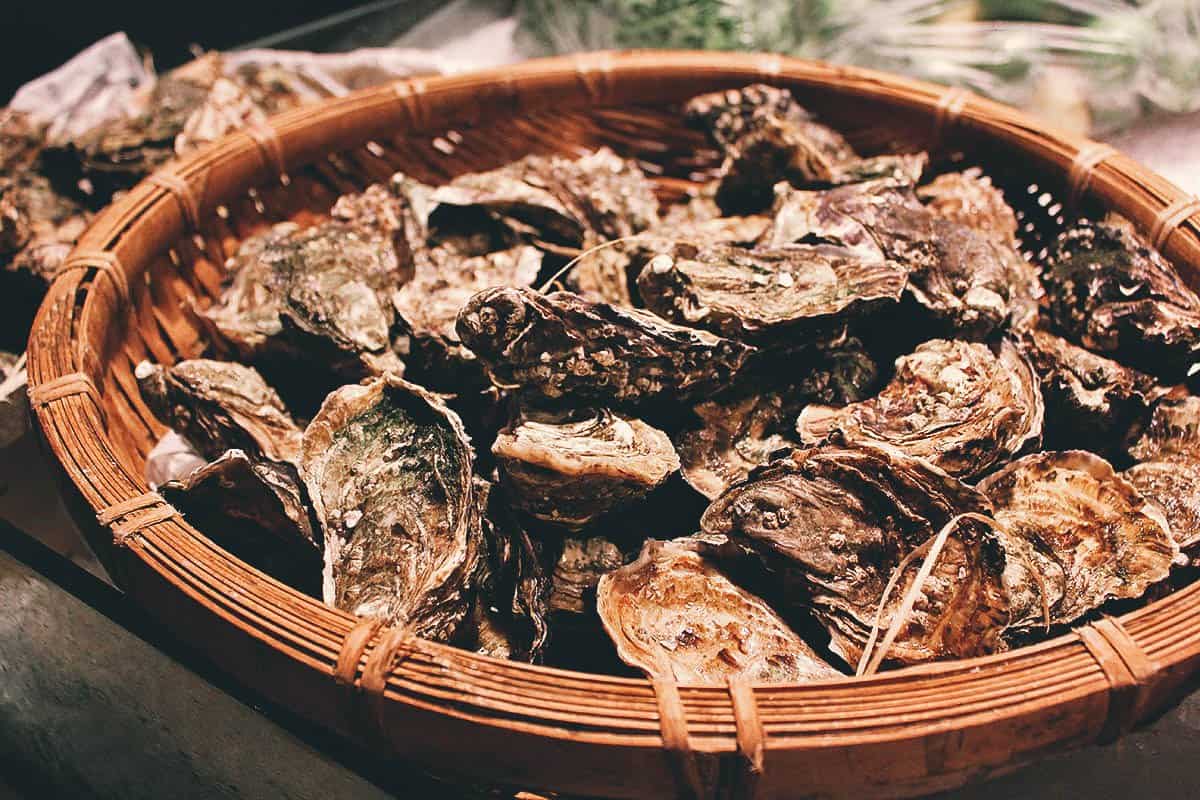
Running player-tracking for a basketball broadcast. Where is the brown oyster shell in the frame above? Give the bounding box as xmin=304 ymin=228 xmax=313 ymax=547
xmin=635 ymin=241 xmax=907 ymax=338
xmin=1124 ymin=459 xmax=1200 ymax=557
xmin=597 ymin=538 xmax=839 ymax=684
xmin=455 ymin=287 xmax=754 ymax=405
xmin=301 ymin=375 xmax=482 ymax=639
xmin=493 ymin=407 xmax=680 ymax=528
xmin=135 ymin=358 xmax=302 ymax=465
xmin=1019 ymin=329 xmax=1165 ymax=454
xmin=160 ymin=449 xmax=320 ymax=594
xmin=1127 ymin=394 xmax=1200 ymax=463
xmin=700 ymin=443 xmax=1032 ymax=666
xmin=978 ymin=450 xmax=1178 ymax=626
xmin=797 ymin=339 xmax=1044 ymax=480
xmin=1044 ymin=220 xmax=1200 ymax=381
xmin=917 ymin=168 xmax=1019 ymax=246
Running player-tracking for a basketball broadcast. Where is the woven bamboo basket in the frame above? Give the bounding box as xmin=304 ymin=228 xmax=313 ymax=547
xmin=25 ymin=51 xmax=1200 ymax=799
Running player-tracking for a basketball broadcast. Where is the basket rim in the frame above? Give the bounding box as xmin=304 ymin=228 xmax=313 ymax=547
xmin=26 ymin=49 xmax=1200 ymax=796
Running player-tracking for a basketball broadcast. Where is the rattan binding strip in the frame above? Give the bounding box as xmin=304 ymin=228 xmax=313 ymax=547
xmin=652 ymin=675 xmax=705 ymax=799
xmin=572 ymin=52 xmax=617 ymax=103
xmin=392 ymin=79 xmax=430 ymax=130
xmin=933 ymin=87 xmax=971 ymax=142
xmin=1150 ymin=196 xmax=1200 ymax=252
xmin=1077 ymin=617 xmax=1157 ymax=743
xmin=1067 ymin=143 xmax=1117 ymax=208
xmin=96 ymin=491 xmax=179 ymax=545
xmin=333 ymin=618 xmax=385 ymax=688
xmin=57 ymin=249 xmax=130 ymax=304
xmin=28 ymin=371 xmax=102 ymax=417
xmin=726 ymin=675 xmax=765 ymax=800
xmin=359 ymin=626 xmax=417 ymax=741
xmin=245 ymin=122 xmax=289 ymax=184
xmin=147 ymin=170 xmax=202 ymax=232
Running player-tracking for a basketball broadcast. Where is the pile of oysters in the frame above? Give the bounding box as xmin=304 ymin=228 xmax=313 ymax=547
xmin=138 ymin=84 xmax=1200 ymax=683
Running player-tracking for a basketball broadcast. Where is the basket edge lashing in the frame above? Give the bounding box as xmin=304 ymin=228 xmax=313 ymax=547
xmin=1077 ymin=616 xmax=1159 ymax=744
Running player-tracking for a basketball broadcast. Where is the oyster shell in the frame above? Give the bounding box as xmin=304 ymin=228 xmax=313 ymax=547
xmin=1124 ymin=460 xmax=1200 ymax=557
xmin=978 ymin=450 xmax=1178 ymax=626
xmin=0 ymin=172 xmax=90 ymax=284
xmin=301 ymin=375 xmax=482 ymax=638
xmin=1044 ymin=220 xmax=1200 ymax=381
xmin=205 ymin=220 xmax=405 ymax=380
xmin=474 ymin=494 xmax=551 ymax=660
xmin=700 ymin=443 xmax=1028 ymax=666
xmin=797 ymin=339 xmax=1044 ymax=480
xmin=135 ymin=359 xmax=302 ymax=464
xmin=837 ymin=513 xmax=1048 ymax=668
xmin=635 ymin=241 xmax=907 ymax=338
xmin=429 ymin=148 xmax=658 ymax=248
xmin=492 ymin=407 xmax=680 ymax=528
xmin=160 ymin=450 xmax=320 ymax=594
xmin=549 ymin=535 xmax=631 ymax=616
xmin=685 ymin=83 xmax=925 ymax=214
xmin=917 ymin=168 xmax=1019 ymax=246
xmin=676 ymin=337 xmax=880 ymax=500
xmin=456 ymin=287 xmax=754 ymax=405
xmin=763 ymin=180 xmax=1040 ymax=336
xmin=1019 ymin=329 xmax=1164 ymax=454
xmin=597 ymin=538 xmax=839 ymax=684
xmin=1127 ymin=394 xmax=1200 ymax=463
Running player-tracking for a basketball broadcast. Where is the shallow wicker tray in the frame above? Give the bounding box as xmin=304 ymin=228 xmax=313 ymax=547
xmin=25 ymin=51 xmax=1200 ymax=799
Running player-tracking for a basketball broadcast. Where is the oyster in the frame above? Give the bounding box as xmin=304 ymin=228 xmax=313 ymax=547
xmin=635 ymin=241 xmax=907 ymax=338
xmin=549 ymin=535 xmax=631 ymax=616
xmin=1124 ymin=460 xmax=1200 ymax=557
xmin=0 ymin=173 xmax=90 ymax=284
xmin=700 ymin=443 xmax=1034 ymax=666
xmin=301 ymin=375 xmax=482 ymax=638
xmin=44 ymin=55 xmax=223 ymax=200
xmin=917 ymin=168 xmax=1019 ymax=246
xmin=676 ymin=337 xmax=880 ymax=500
xmin=205 ymin=220 xmax=405 ymax=381
xmin=978 ymin=450 xmax=1178 ymax=626
xmin=1019 ymin=329 xmax=1164 ymax=453
xmin=1044 ymin=220 xmax=1200 ymax=381
xmin=392 ymin=244 xmax=542 ymax=386
xmin=1127 ymin=393 xmax=1200 ymax=463
xmin=429 ymin=148 xmax=658 ymax=248
xmin=685 ymin=83 xmax=925 ymax=214
xmin=492 ymin=407 xmax=680 ymax=528
xmin=135 ymin=359 xmax=302 ymax=464
xmin=797 ymin=339 xmax=1044 ymax=480
xmin=597 ymin=538 xmax=839 ymax=684
xmin=472 ymin=494 xmax=551 ymax=660
xmin=160 ymin=450 xmax=320 ymax=594
xmin=456 ymin=287 xmax=754 ymax=405
xmin=763 ymin=180 xmax=1040 ymax=336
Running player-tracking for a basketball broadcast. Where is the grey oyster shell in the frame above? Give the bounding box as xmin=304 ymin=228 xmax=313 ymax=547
xmin=455 ymin=287 xmax=754 ymax=405
xmin=1019 ymin=329 xmax=1165 ymax=454
xmin=797 ymin=339 xmax=1044 ymax=480
xmin=0 ymin=172 xmax=90 ymax=284
xmin=492 ymin=406 xmax=680 ymax=528
xmin=1044 ymin=220 xmax=1200 ymax=381
xmin=701 ymin=443 xmax=1041 ymax=666
xmin=1128 ymin=394 xmax=1200 ymax=463
xmin=160 ymin=450 xmax=320 ymax=595
xmin=597 ymin=537 xmax=840 ymax=684
xmin=635 ymin=241 xmax=908 ymax=338
xmin=301 ymin=375 xmax=482 ymax=639
xmin=548 ymin=535 xmax=630 ymax=616
xmin=205 ymin=220 xmax=406 ymax=379
xmin=135 ymin=359 xmax=302 ymax=465
xmin=978 ymin=450 xmax=1178 ymax=626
